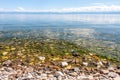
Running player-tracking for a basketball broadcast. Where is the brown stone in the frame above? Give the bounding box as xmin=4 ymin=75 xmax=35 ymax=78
xmin=100 ymin=69 xmax=109 ymax=74
xmin=52 ymin=66 xmax=60 ymax=70
xmin=115 ymin=69 xmax=120 ymax=75
xmin=3 ymin=60 xmax=12 ymax=66
xmin=24 ymin=67 xmax=34 ymax=73
xmin=16 ymin=70 xmax=23 ymax=77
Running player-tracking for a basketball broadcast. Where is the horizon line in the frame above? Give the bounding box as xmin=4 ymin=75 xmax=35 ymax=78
xmin=0 ymin=11 xmax=120 ymax=14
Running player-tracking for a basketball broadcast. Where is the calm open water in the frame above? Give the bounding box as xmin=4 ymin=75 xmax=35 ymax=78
xmin=0 ymin=13 xmax=120 ymax=43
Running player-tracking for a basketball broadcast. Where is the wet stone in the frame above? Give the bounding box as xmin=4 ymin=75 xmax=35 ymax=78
xmin=3 ymin=60 xmax=12 ymax=66
xmin=77 ymin=76 xmax=90 ymax=80
xmin=93 ymin=73 xmax=101 ymax=77
xmin=48 ymin=74 xmax=54 ymax=77
xmin=100 ymin=70 xmax=109 ymax=74
xmin=104 ymin=61 xmax=110 ymax=68
xmin=60 ymin=62 xmax=68 ymax=67
xmin=55 ymin=71 xmax=64 ymax=77
xmin=115 ymin=69 xmax=120 ymax=75
xmin=65 ymin=59 xmax=73 ymax=63
xmin=38 ymin=56 xmax=45 ymax=61
xmin=25 ymin=67 xmax=34 ymax=73
xmin=69 ymin=72 xmax=78 ymax=76
xmin=73 ymin=67 xmax=80 ymax=72
xmin=97 ymin=61 xmax=103 ymax=68
xmin=108 ymin=67 xmax=115 ymax=72
xmin=82 ymin=62 xmax=88 ymax=66
xmin=40 ymin=73 xmax=47 ymax=77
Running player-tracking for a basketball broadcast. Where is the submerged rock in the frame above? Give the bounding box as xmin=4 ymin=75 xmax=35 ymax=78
xmin=38 ymin=56 xmax=45 ymax=61
xmin=2 ymin=52 xmax=8 ymax=56
xmin=104 ymin=61 xmax=110 ymax=68
xmin=70 ymin=50 xmax=80 ymax=57
xmin=82 ymin=62 xmax=88 ymax=66
xmin=60 ymin=62 xmax=68 ymax=67
xmin=11 ymin=48 xmax=16 ymax=51
xmin=65 ymin=65 xmax=72 ymax=70
xmin=97 ymin=61 xmax=103 ymax=68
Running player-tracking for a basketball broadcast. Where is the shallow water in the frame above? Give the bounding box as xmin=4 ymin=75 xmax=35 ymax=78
xmin=0 ymin=13 xmax=120 ymax=61
xmin=0 ymin=13 xmax=120 ymax=42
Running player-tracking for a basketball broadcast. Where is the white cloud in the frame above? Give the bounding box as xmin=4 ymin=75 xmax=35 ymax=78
xmin=14 ymin=7 xmax=25 ymax=12
xmin=33 ymin=5 xmax=120 ymax=12
xmin=58 ymin=5 xmax=120 ymax=12
xmin=0 ymin=8 xmax=4 ymax=11
xmin=92 ymin=3 xmax=106 ymax=5
xmin=18 ymin=7 xmax=25 ymax=11
xmin=0 ymin=5 xmax=120 ymax=12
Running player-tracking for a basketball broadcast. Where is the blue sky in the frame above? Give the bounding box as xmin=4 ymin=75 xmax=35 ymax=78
xmin=0 ymin=0 xmax=120 ymax=12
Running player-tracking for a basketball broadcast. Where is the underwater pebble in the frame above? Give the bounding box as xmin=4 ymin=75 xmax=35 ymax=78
xmin=61 ymin=62 xmax=68 ymax=67
xmin=38 ymin=56 xmax=45 ymax=61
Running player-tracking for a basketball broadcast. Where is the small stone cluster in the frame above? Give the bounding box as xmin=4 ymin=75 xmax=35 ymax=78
xmin=0 ymin=56 xmax=120 ymax=80
xmin=0 ymin=39 xmax=120 ymax=80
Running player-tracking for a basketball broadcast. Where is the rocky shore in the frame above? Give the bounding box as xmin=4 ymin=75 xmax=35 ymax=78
xmin=0 ymin=39 xmax=120 ymax=80
xmin=0 ymin=55 xmax=120 ymax=80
